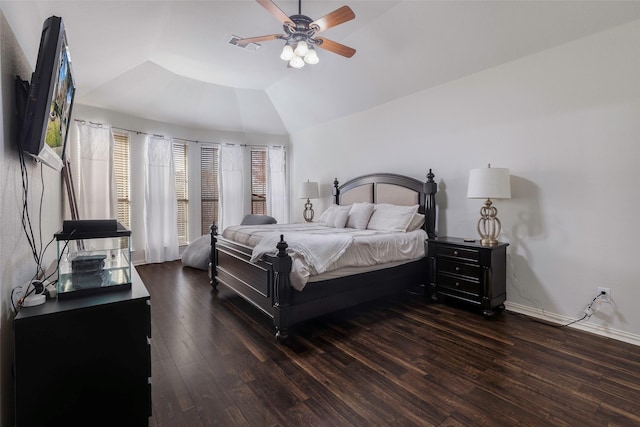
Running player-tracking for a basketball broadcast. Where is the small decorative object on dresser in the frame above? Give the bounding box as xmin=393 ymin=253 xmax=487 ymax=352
xmin=299 ymin=179 xmax=319 ymax=222
xmin=427 ymin=237 xmax=508 ymax=318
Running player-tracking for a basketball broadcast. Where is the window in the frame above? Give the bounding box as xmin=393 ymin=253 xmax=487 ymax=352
xmin=173 ymin=142 xmax=188 ymax=245
xmin=113 ymin=132 xmax=130 ymax=229
xmin=200 ymin=146 xmax=219 ymax=235
xmin=251 ymin=149 xmax=267 ymax=215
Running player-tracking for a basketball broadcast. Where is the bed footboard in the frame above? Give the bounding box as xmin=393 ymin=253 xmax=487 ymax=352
xmin=210 ymin=225 xmax=294 ymax=340
xmin=272 ymin=236 xmax=292 ymax=341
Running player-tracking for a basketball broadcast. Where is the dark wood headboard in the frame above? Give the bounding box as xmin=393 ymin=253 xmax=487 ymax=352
xmin=331 ymin=170 xmax=437 ymax=238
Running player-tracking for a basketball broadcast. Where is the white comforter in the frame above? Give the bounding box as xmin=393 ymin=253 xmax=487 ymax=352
xmin=222 ymin=224 xmax=427 ymax=291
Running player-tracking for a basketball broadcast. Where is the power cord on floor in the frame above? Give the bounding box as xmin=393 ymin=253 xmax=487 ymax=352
xmin=558 ymin=290 xmax=605 ymax=327
xmin=499 ymin=235 xmax=608 ymax=329
xmin=510 ymin=290 xmax=606 ymax=329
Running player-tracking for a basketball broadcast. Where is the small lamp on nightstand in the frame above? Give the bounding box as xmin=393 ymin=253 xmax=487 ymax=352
xmin=298 ymin=180 xmax=319 ymax=222
xmin=467 ymin=164 xmax=511 ymax=246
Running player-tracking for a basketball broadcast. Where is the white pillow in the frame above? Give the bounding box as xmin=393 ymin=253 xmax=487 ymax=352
xmin=332 ymin=207 xmax=350 ymax=228
xmin=406 ymin=213 xmax=426 ymax=232
xmin=316 ymin=205 xmax=337 ymax=225
xmin=347 ymin=202 xmax=374 ymax=229
xmin=367 ymin=204 xmax=420 ymax=232
xmin=181 ymin=234 xmax=210 ymax=270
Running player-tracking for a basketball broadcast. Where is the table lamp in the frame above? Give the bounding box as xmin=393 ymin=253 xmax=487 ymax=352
xmin=298 ymin=180 xmax=319 ymax=222
xmin=467 ymin=164 xmax=511 ymax=246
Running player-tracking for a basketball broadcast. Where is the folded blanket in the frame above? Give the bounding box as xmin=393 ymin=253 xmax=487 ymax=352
xmin=250 ymin=232 xmax=354 ymax=291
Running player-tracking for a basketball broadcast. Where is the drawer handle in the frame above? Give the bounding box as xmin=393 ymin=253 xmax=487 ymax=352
xmin=453 ymin=250 xmax=459 ymax=256
xmin=455 ymin=282 xmax=460 ymax=287
xmin=455 ymin=266 xmax=460 ymax=272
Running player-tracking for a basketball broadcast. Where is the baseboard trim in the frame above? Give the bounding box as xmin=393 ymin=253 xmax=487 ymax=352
xmin=505 ymin=301 xmax=640 ymax=347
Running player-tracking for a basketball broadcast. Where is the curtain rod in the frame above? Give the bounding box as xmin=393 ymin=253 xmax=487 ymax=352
xmin=74 ymin=118 xmax=285 ymax=148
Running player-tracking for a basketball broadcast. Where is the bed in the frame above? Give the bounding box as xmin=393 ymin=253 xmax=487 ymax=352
xmin=209 ymin=171 xmax=438 ymax=341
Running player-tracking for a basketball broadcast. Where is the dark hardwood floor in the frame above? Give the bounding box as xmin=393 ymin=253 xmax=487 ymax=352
xmin=137 ymin=261 xmax=640 ymax=427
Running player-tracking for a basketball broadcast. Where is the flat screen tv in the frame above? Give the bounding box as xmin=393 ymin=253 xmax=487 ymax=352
xmin=16 ymin=16 xmax=75 ymax=171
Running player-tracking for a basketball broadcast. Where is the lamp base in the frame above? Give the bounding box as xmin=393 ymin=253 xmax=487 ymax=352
xmin=303 ymin=199 xmax=314 ymax=222
xmin=477 ymin=198 xmax=502 ymax=246
xmin=480 ymin=237 xmax=500 ymax=246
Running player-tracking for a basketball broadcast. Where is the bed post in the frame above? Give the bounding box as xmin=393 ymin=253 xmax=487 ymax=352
xmin=273 ymin=235 xmax=292 ymax=342
xmin=424 ymin=169 xmax=437 ymax=239
xmin=332 ymin=178 xmax=340 ymax=205
xmin=210 ymin=222 xmax=218 ymax=290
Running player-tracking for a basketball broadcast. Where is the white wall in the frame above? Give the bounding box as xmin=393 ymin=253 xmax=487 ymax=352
xmin=290 ymin=20 xmax=640 ymax=342
xmin=71 ymin=104 xmax=289 ymax=261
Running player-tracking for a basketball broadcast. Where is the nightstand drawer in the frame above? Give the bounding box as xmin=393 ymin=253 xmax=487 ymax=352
xmin=439 ymin=246 xmax=479 ymax=263
xmin=439 ymin=259 xmax=481 ymax=279
xmin=437 ymin=274 xmax=481 ymax=299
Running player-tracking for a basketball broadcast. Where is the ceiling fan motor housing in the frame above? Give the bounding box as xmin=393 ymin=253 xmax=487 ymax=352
xmin=284 ymin=14 xmax=319 ymax=43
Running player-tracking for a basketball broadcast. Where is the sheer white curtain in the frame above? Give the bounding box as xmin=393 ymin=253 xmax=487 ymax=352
xmin=143 ymin=136 xmax=179 ymax=263
xmin=267 ymin=147 xmax=288 ymax=223
xmin=73 ymin=122 xmax=117 ymax=219
xmin=219 ymin=145 xmax=246 ymax=230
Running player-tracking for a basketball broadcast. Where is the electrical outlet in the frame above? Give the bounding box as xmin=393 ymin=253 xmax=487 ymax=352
xmin=597 ymin=287 xmax=610 ymax=303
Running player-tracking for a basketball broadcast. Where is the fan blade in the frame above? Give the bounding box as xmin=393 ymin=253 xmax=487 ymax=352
xmin=311 ymin=6 xmax=355 ymax=33
xmin=256 ymin=0 xmax=292 ymax=26
xmin=315 ymin=37 xmax=356 ymax=58
xmin=236 ymin=34 xmax=283 ymax=46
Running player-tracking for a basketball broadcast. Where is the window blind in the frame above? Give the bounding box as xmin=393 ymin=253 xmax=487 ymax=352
xmin=113 ymin=132 xmax=130 ymax=229
xmin=251 ymin=149 xmax=267 ymax=215
xmin=173 ymin=142 xmax=189 ymax=245
xmin=200 ymin=146 xmax=219 ymax=235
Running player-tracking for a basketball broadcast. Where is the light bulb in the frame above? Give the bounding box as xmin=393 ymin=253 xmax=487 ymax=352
xmin=280 ymin=44 xmax=294 ymax=61
xmin=304 ymin=48 xmax=319 ymax=64
xmin=294 ymin=40 xmax=309 ymax=56
xmin=289 ymin=56 xmax=305 ymax=69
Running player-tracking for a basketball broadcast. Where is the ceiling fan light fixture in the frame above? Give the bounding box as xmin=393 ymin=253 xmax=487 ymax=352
xmin=289 ymin=55 xmax=305 ymax=69
xmin=294 ymin=40 xmax=309 ymax=56
xmin=303 ymin=48 xmax=319 ymax=64
xmin=236 ymin=0 xmax=356 ymax=69
xmin=280 ymin=43 xmax=294 ymax=61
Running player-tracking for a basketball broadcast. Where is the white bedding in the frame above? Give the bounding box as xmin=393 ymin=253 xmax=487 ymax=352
xmin=222 ymin=223 xmax=427 ymax=291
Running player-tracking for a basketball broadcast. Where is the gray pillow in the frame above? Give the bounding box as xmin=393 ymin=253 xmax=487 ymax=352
xmin=181 ymin=234 xmax=211 ymax=270
xmin=240 ymin=215 xmax=277 ymax=225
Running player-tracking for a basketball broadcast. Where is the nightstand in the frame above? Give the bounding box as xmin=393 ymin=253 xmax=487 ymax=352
xmin=427 ymin=237 xmax=508 ymax=317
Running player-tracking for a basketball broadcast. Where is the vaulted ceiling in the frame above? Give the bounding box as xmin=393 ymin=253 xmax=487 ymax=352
xmin=9 ymin=1 xmax=640 ymax=136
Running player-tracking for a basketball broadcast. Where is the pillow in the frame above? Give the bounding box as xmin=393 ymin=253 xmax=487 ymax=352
xmin=347 ymin=202 xmax=374 ymax=229
xmin=316 ymin=205 xmax=337 ymax=225
xmin=332 ymin=207 xmax=350 ymax=228
xmin=181 ymin=234 xmax=211 ymax=270
xmin=406 ymin=213 xmax=426 ymax=232
xmin=241 ymin=214 xmax=277 ymax=225
xmin=367 ymin=204 xmax=420 ymax=232
xmin=318 ymin=205 xmax=350 ymax=227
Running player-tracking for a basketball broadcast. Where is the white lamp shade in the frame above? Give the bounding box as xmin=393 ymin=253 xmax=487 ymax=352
xmin=289 ymin=56 xmax=305 ymax=69
xmin=280 ymin=44 xmax=294 ymax=61
xmin=294 ymin=40 xmax=309 ymax=56
xmin=304 ymin=48 xmax=319 ymax=64
xmin=298 ymin=181 xmax=319 ymax=199
xmin=467 ymin=167 xmax=511 ymax=199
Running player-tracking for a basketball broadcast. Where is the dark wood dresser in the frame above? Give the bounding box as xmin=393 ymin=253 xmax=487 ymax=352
xmin=427 ymin=237 xmax=508 ymax=317
xmin=13 ymin=267 xmax=151 ymax=426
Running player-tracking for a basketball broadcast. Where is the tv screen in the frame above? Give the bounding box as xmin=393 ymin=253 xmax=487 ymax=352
xmin=18 ymin=16 xmax=75 ymax=171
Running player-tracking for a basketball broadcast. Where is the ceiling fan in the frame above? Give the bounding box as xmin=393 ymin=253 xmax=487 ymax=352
xmin=235 ymin=0 xmax=356 ymax=68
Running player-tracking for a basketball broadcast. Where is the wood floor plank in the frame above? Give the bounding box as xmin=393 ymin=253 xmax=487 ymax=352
xmin=139 ymin=261 xmax=640 ymax=426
